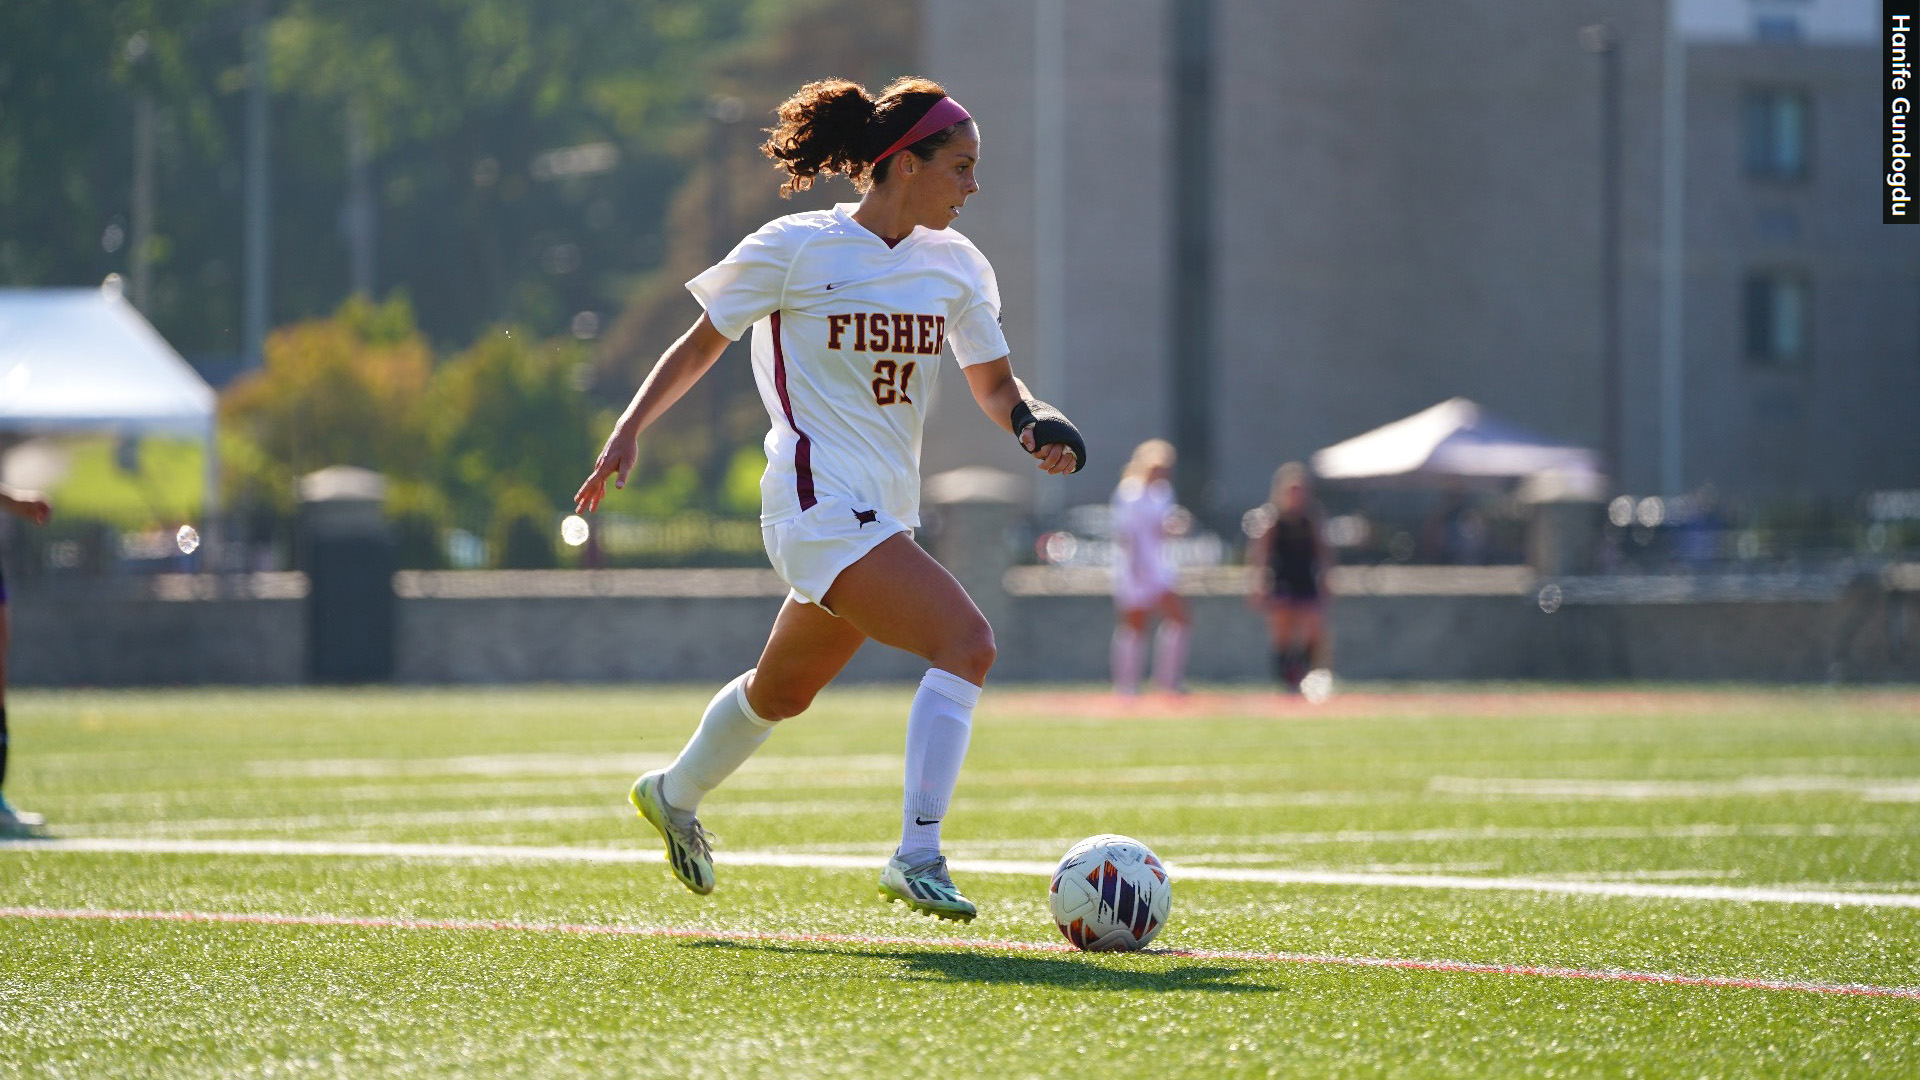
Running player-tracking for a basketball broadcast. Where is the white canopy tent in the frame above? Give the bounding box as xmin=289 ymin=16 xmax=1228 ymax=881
xmin=1310 ymin=397 xmax=1601 ymax=488
xmin=0 ymin=285 xmax=220 ymax=519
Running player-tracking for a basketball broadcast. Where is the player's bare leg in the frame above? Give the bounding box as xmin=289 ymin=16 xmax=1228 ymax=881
xmin=823 ymin=533 xmax=990 ymax=921
xmin=1297 ymin=607 xmax=1329 ymax=671
xmin=1266 ymin=604 xmax=1306 ymax=691
xmin=743 ymin=598 xmax=869 ymax=721
xmin=1150 ymin=591 xmax=1190 ymax=694
xmin=822 ymin=532 xmax=994 ymax=682
xmin=1113 ymin=607 xmax=1150 ymax=696
xmin=0 ymin=604 xmax=43 ymax=837
xmin=633 ymin=598 xmax=866 ymax=895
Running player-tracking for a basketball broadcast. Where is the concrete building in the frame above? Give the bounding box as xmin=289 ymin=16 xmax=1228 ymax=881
xmin=916 ymin=0 xmax=1917 ymax=524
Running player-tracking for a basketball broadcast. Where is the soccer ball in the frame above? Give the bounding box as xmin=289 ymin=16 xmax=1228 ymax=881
xmin=1048 ymin=834 xmax=1170 ymax=951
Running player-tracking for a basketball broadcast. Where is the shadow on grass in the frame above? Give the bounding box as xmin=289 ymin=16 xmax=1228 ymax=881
xmin=683 ymin=939 xmax=1282 ymax=994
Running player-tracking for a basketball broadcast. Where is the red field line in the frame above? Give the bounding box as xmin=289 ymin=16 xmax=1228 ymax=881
xmin=5 ymin=905 xmax=1914 ymax=1001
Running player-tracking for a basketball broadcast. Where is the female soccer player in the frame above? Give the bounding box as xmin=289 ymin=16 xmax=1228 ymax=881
xmin=1108 ymin=439 xmax=1189 ymax=695
xmin=574 ymin=77 xmax=1085 ymax=922
xmin=0 ymin=482 xmax=52 ymax=835
xmin=1245 ymin=462 xmax=1332 ymax=692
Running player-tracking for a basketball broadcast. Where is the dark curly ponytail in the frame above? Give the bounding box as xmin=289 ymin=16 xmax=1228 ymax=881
xmin=762 ymin=76 xmax=960 ymax=197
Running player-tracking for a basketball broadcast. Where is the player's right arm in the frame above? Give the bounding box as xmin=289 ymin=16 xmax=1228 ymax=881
xmin=1244 ymin=520 xmax=1271 ymax=608
xmin=0 ymin=482 xmax=52 ymax=525
xmin=573 ymin=313 xmax=732 ymax=513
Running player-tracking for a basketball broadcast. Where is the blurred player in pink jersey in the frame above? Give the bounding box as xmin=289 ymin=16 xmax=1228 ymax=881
xmin=1108 ymin=439 xmax=1190 ymax=696
xmin=576 ymin=77 xmax=1086 ymax=922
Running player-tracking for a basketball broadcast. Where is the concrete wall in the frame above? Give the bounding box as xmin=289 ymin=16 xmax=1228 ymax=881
xmin=10 ymin=574 xmax=307 ymax=686
xmin=13 ymin=566 xmax=1915 ymax=687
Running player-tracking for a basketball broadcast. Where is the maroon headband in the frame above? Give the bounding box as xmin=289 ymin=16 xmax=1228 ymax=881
xmin=871 ymin=96 xmax=972 ymax=164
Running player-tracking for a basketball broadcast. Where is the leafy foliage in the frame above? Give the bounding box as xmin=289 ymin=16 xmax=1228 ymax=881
xmin=0 ymin=0 xmax=768 ymax=356
xmin=219 ymin=293 xmax=433 ymax=514
xmin=218 ymin=293 xmax=599 ymax=563
xmin=425 ymin=325 xmax=594 ymax=526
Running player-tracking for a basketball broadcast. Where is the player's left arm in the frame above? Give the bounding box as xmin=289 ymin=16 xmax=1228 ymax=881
xmin=962 ymin=358 xmax=1084 ymax=476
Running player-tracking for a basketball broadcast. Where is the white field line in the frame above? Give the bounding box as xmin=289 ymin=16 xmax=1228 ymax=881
xmin=25 ymin=745 xmax=1859 ymax=779
xmin=8 ymin=837 xmax=1920 ymax=909
xmin=246 ymin=753 xmax=678 ymax=779
xmin=90 ymin=771 xmax=1920 ymax=818
xmin=78 ymin=789 xmax=1413 ymax=822
xmin=760 ymin=823 xmax=1911 ymax=859
xmin=5 ymin=905 xmax=1916 ymax=1001
xmin=61 ymin=805 xmax=627 ymax=836
xmin=49 ymin=816 xmax=1916 ymax=847
xmin=47 ymin=819 xmax=1909 ymax=871
xmin=244 ymin=755 xmax=1297 ymax=786
xmin=247 ymin=752 xmax=896 ymax=780
xmin=916 ymin=822 xmax=1911 ymax=855
xmin=1430 ymin=776 xmax=1920 ymax=802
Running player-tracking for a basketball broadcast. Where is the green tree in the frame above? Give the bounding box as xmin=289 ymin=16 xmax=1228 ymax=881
xmin=2 ymin=0 xmax=775 ymax=360
xmin=219 ymin=293 xmax=433 ymax=512
xmin=0 ymin=0 xmax=238 ymax=326
xmin=424 ymin=324 xmax=595 ymax=527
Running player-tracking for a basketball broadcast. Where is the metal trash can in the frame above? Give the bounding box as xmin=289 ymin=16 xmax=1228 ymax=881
xmin=298 ymin=466 xmax=395 ymax=683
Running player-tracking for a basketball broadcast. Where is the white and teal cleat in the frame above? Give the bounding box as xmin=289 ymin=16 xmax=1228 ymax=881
xmin=879 ymin=854 xmax=977 ymax=923
xmin=0 ymin=794 xmax=47 ymax=838
xmin=629 ymin=770 xmax=715 ymax=896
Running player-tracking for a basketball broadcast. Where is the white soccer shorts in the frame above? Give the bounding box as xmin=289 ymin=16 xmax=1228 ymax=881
xmin=762 ymin=494 xmax=911 ymax=614
xmin=1112 ymin=570 xmax=1179 ymax=613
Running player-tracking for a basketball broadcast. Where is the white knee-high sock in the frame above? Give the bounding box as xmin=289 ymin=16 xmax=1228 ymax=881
xmin=896 ymin=668 xmax=979 ymax=864
xmin=660 ymin=671 xmax=775 ymax=813
xmin=1153 ymin=621 xmax=1189 ymax=692
xmin=1112 ymin=625 xmax=1145 ymax=695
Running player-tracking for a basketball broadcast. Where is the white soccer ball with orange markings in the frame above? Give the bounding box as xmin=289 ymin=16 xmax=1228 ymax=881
xmin=1048 ymin=834 xmax=1171 ymax=951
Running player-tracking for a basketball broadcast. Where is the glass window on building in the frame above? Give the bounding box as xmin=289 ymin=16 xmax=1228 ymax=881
xmin=1742 ymin=271 xmax=1810 ymax=366
xmin=1743 ymin=88 xmax=1810 ymax=181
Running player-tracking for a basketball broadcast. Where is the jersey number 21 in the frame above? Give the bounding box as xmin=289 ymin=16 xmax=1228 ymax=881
xmin=871 ymin=359 xmax=916 ymax=406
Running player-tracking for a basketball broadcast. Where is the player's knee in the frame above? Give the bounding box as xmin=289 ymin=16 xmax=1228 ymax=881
xmin=938 ymin=618 xmax=996 ymax=683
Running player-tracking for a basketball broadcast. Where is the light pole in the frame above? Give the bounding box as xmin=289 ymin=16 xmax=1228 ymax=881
xmin=1582 ymin=24 xmax=1624 ymax=489
xmin=242 ymin=0 xmax=272 ymax=369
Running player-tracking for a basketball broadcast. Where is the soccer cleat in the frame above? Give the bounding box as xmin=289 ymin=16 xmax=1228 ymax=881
xmin=629 ymin=770 xmax=715 ymax=895
xmin=0 ymin=794 xmax=47 ymax=838
xmin=878 ymin=854 xmax=977 ymax=922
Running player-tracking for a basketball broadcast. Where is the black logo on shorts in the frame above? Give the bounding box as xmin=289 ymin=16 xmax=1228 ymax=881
xmin=853 ymin=508 xmax=878 ymax=528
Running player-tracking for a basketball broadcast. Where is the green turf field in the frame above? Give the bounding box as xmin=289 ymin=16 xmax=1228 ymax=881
xmin=2 ymin=685 xmax=1917 ymax=1078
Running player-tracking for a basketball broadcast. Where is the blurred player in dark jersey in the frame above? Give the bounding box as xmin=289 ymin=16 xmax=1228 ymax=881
xmin=1246 ymin=463 xmax=1331 ymax=692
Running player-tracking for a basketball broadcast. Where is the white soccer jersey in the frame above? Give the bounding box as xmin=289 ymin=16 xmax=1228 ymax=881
xmin=1110 ymin=476 xmax=1178 ymax=605
xmin=688 ymin=203 xmax=1010 ymax=528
